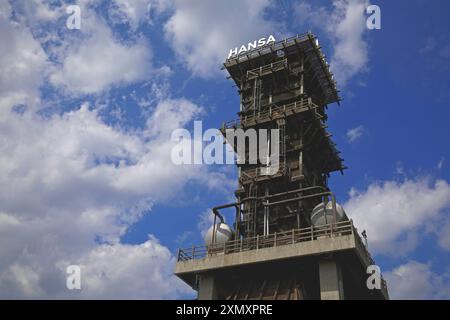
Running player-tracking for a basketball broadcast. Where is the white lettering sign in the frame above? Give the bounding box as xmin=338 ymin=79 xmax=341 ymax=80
xmin=228 ymin=35 xmax=276 ymax=59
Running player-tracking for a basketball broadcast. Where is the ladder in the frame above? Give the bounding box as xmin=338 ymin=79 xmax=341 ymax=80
xmin=277 ymin=119 xmax=286 ymax=169
xmin=245 ymin=184 xmax=258 ymax=238
xmin=253 ymin=78 xmax=262 ymax=115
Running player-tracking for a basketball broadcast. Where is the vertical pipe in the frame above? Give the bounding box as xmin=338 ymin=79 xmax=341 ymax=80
xmin=258 ymin=78 xmax=261 ymax=113
xmin=212 ymin=213 xmax=217 ymax=246
xmin=331 ymin=193 xmax=337 ymax=235
xmin=240 ymin=82 xmax=243 ymax=112
xmin=263 ymin=211 xmax=266 ymax=236
xmin=253 ymin=78 xmax=257 ymax=116
xmin=266 ymin=133 xmax=270 ymax=168
xmin=331 ymin=194 xmax=337 ymax=223
xmin=235 ymin=202 xmax=240 ymax=240
xmin=300 ymin=54 xmax=304 ymax=95
xmin=264 ymin=187 xmax=269 ymax=235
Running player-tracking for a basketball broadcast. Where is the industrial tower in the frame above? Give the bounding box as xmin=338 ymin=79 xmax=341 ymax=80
xmin=175 ymin=33 xmax=389 ymax=300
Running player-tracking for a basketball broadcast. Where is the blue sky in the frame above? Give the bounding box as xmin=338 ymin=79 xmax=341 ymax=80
xmin=0 ymin=0 xmax=449 ymax=299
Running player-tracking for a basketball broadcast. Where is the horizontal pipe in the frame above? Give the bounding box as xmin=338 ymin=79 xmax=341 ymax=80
xmin=239 ymin=186 xmax=327 ymax=203
xmin=264 ymin=186 xmax=327 ymax=200
xmin=264 ymin=191 xmax=335 ymax=207
xmin=211 ymin=197 xmax=260 ymax=235
xmin=211 ymin=187 xmax=331 ymax=229
xmin=212 ymin=202 xmax=239 ymax=223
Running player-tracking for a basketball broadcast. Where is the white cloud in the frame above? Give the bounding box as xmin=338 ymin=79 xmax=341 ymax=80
xmin=0 ymin=3 xmax=48 ymax=112
xmin=346 ymin=125 xmax=365 ymax=142
xmin=146 ymin=97 xmax=202 ymax=137
xmin=109 ymin=0 xmax=172 ymax=29
xmin=437 ymin=157 xmax=445 ymax=170
xmin=0 ymin=0 xmax=160 ymax=96
xmin=0 ymin=0 xmax=235 ymax=299
xmin=0 ymin=97 xmax=212 ymax=298
xmin=72 ymin=237 xmax=192 ymax=299
xmin=295 ymin=0 xmax=370 ymax=86
xmin=15 ymin=0 xmax=61 ymax=24
xmin=0 ymin=0 xmax=11 ymax=18
xmin=164 ymin=0 xmax=281 ymax=77
xmin=385 ymin=261 xmax=450 ymax=299
xmin=344 ymin=176 xmax=450 ymax=256
xmin=6 ymin=1 xmax=162 ymax=96
xmin=198 ymin=209 xmax=214 ymax=238
xmin=329 ymin=0 xmax=369 ymax=85
xmin=437 ymin=219 xmax=450 ymax=251
xmin=0 ymin=45 xmax=220 ymax=298
xmin=49 ymin=19 xmax=153 ymax=94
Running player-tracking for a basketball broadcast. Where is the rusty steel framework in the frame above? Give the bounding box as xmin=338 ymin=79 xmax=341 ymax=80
xmin=175 ymin=32 xmax=389 ymax=300
xmin=215 ymin=32 xmax=345 ymax=240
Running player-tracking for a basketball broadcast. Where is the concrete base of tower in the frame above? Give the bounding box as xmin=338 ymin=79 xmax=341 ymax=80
xmin=197 ymin=274 xmax=219 ymax=300
xmin=319 ymin=259 xmax=344 ymax=300
xmin=175 ymin=226 xmax=389 ymax=300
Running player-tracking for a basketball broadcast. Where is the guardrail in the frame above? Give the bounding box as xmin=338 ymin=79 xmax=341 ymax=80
xmin=353 ymin=225 xmax=389 ymax=293
xmin=177 ymin=220 xmax=354 ymax=262
xmin=221 ymin=97 xmax=320 ymax=131
xmin=177 ymin=219 xmax=388 ymax=295
xmin=246 ymin=59 xmax=288 ymax=80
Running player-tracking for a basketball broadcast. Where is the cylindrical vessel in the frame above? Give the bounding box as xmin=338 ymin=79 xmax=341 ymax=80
xmin=310 ymin=202 xmax=346 ymax=226
xmin=204 ymin=223 xmax=233 ymax=245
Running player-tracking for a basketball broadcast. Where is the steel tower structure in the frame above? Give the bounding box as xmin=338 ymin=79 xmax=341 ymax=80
xmin=175 ymin=33 xmax=389 ymax=300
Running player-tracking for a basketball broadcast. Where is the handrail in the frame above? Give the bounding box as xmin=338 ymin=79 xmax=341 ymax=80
xmin=176 ymin=220 xmax=387 ymax=293
xmin=246 ymin=59 xmax=288 ymax=80
xmin=222 ymin=97 xmax=318 ymax=131
xmin=177 ymin=220 xmax=354 ymax=261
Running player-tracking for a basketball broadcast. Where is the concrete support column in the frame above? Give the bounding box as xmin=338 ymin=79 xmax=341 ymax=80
xmin=319 ymin=260 xmax=344 ymax=300
xmin=197 ymin=274 xmax=218 ymax=300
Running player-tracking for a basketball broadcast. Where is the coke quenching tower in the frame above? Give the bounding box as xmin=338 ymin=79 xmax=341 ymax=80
xmin=175 ymin=33 xmax=389 ymax=300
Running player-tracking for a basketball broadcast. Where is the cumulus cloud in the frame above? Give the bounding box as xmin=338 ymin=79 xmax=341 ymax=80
xmin=437 ymin=219 xmax=450 ymax=251
xmin=0 ymin=2 xmax=48 ymax=112
xmin=49 ymin=10 xmax=154 ymax=94
xmin=108 ymin=0 xmax=172 ymax=29
xmin=5 ymin=0 xmax=164 ymax=96
xmin=72 ymin=238 xmax=192 ymax=299
xmin=0 ymin=1 xmax=231 ymax=298
xmin=346 ymin=125 xmax=365 ymax=142
xmin=344 ymin=176 xmax=450 ymax=256
xmin=385 ymin=261 xmax=450 ymax=299
xmin=164 ymin=0 xmax=281 ymax=77
xmin=198 ymin=209 xmax=214 ymax=238
xmin=50 ymin=38 xmax=152 ymax=94
xmin=295 ymin=0 xmax=370 ymax=86
xmin=0 ymin=96 xmax=214 ymax=298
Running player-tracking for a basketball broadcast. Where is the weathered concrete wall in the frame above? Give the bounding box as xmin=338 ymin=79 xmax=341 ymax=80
xmin=176 ymin=234 xmax=355 ymax=275
xmin=319 ymin=260 xmax=344 ymax=300
xmin=197 ymin=274 xmax=218 ymax=300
